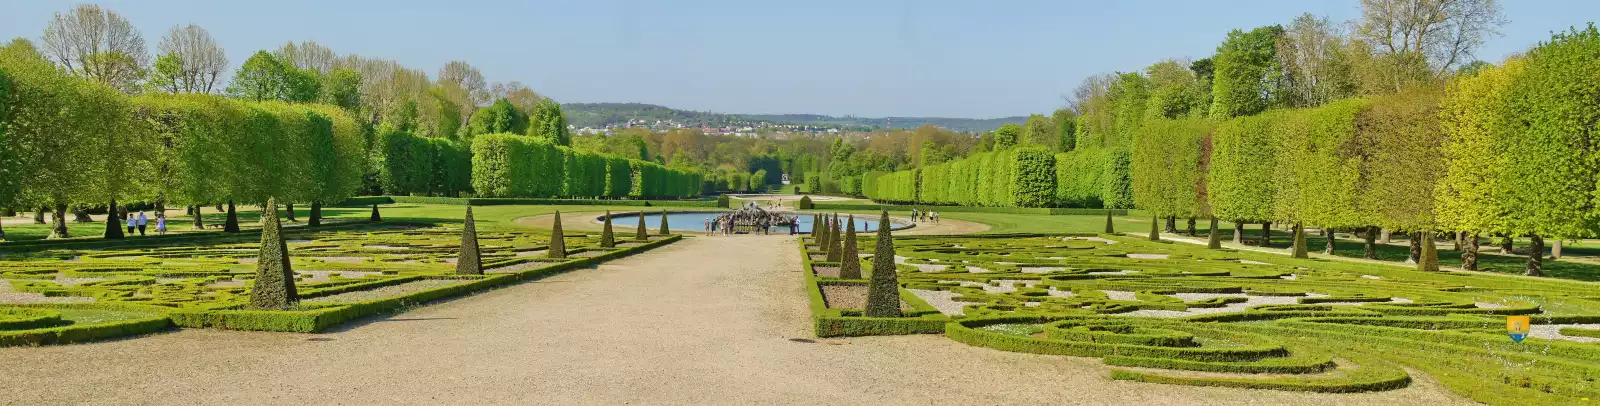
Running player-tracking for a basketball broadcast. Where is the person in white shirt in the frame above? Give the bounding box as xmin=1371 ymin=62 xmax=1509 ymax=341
xmin=125 ymin=212 xmax=136 ymax=235
xmin=136 ymin=212 xmax=148 ymax=236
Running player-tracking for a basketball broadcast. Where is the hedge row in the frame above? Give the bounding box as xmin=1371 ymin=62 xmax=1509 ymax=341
xmin=798 ymin=239 xmax=949 ymax=337
xmin=376 ymin=130 xmax=472 ymax=198
xmin=866 ymin=147 xmax=1132 ymax=209
xmin=169 ymin=234 xmax=684 ymax=332
xmin=0 ymin=303 xmax=176 ymax=347
xmin=807 ymin=202 xmax=1128 ymax=216
xmin=470 ymin=133 xmax=698 ymax=199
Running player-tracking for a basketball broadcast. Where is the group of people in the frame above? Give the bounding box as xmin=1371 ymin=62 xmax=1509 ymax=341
xmin=121 ymin=210 xmax=166 ymax=236
xmin=705 ymin=202 xmax=800 ymax=236
xmin=909 ymin=208 xmax=940 ymax=224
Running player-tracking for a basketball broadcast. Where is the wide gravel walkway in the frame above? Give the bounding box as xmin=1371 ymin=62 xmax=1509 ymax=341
xmin=0 ymin=235 xmax=1471 ymax=405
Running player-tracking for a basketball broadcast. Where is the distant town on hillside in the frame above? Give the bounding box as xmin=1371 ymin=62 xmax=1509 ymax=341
xmin=564 ymin=102 xmax=1028 ymax=134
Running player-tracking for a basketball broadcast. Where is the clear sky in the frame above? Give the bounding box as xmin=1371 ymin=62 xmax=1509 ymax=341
xmin=2 ymin=0 xmax=1595 ymax=118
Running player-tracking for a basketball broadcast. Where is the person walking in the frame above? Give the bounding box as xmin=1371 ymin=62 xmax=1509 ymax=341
xmin=125 ymin=212 xmax=136 ymax=235
xmin=156 ymin=215 xmax=167 ymax=236
xmin=136 ymin=212 xmax=148 ymax=236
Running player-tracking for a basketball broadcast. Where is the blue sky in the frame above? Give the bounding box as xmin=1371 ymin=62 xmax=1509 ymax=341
xmin=2 ymin=0 xmax=1594 ymax=118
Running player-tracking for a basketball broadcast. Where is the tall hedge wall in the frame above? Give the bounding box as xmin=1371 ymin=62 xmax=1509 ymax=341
xmin=867 ymin=147 xmax=1056 ymax=208
xmin=1132 ymin=118 xmax=1213 ymax=218
xmin=378 ymin=130 xmax=471 ymax=197
xmin=473 ymin=133 xmax=698 ymax=199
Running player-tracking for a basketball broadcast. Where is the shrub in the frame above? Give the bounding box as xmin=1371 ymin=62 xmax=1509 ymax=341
xmin=456 ymin=206 xmax=481 ymax=275
xmin=248 ymin=198 xmax=297 ymax=310
xmin=865 ymin=211 xmax=901 ymax=317
xmin=600 ymin=210 xmax=616 ymax=248
xmin=798 ymin=195 xmax=814 ymax=209
xmin=839 ymin=215 xmax=862 ymax=279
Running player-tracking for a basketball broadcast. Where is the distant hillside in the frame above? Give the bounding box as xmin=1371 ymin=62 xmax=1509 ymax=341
xmin=563 ymin=103 xmax=1026 ymax=132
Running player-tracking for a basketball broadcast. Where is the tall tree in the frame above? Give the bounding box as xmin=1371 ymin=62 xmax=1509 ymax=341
xmin=1020 ymin=114 xmax=1055 ymax=147
xmin=1354 ymin=0 xmax=1508 ymax=77
xmin=155 ymin=24 xmax=227 ymax=93
xmin=528 ymin=99 xmax=571 ymax=146
xmin=226 ymin=51 xmax=319 ymax=103
xmin=1276 ymin=14 xmax=1356 ymax=107
xmin=1210 ymin=25 xmax=1284 ymax=119
xmin=992 ymin=123 xmax=1022 ymax=150
xmin=273 ymin=40 xmax=336 ymax=74
xmin=40 ymin=4 xmax=149 ymax=93
xmin=1051 ymin=108 xmax=1077 ymax=152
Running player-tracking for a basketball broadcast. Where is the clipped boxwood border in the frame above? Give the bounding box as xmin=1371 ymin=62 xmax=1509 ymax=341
xmin=809 ymin=202 xmax=1129 ymax=216
xmin=168 ymin=234 xmax=684 ymax=333
xmin=0 ymin=303 xmax=176 ymax=347
xmin=342 ymin=196 xmax=717 ymax=208
xmin=799 ymin=238 xmax=949 ymax=337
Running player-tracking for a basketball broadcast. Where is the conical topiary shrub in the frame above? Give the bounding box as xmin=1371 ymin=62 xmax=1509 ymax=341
xmin=810 ymin=214 xmax=821 ymax=244
xmin=1148 ymin=215 xmax=1159 ymax=241
xmin=223 ymin=200 xmax=240 ymax=233
xmin=826 ymin=216 xmax=843 ymax=262
xmin=249 ymin=198 xmax=297 ymax=310
xmin=1207 ymin=217 xmax=1222 ymax=249
xmin=840 ymin=215 xmax=862 ymax=279
xmin=634 ymin=211 xmax=648 ymax=240
xmin=370 ymin=204 xmax=382 ymax=222
xmin=601 ymin=211 xmax=616 ymax=248
xmin=103 ymin=199 xmax=123 ymax=239
xmin=659 ymin=210 xmax=670 ymax=235
xmin=456 ymin=206 xmax=482 ymax=275
xmin=1291 ymin=223 xmax=1309 ymax=258
xmin=1419 ymin=231 xmax=1439 ymax=272
xmin=865 ymin=210 xmax=901 ymax=318
xmin=799 ymin=195 xmax=814 ymax=209
xmin=548 ymin=210 xmax=567 ymax=259
xmin=1104 ymin=210 xmax=1114 ymax=234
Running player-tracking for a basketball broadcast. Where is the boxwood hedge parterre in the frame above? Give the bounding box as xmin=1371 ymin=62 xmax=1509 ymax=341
xmin=0 ymin=222 xmax=681 ymax=345
xmin=800 ymin=232 xmax=1600 ymax=405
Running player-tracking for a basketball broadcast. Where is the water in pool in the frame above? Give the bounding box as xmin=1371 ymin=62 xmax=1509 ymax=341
xmin=607 ymin=212 xmax=884 ymax=234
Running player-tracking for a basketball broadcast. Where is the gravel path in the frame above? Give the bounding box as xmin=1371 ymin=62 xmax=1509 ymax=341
xmin=0 ymin=235 xmax=1472 ymax=405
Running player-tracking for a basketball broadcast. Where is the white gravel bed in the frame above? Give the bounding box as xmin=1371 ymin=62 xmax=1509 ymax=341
xmin=1102 ymin=290 xmax=1138 ymax=301
xmin=1528 ymin=324 xmax=1600 ymax=343
xmin=1065 ymin=236 xmax=1117 ymax=244
xmin=908 ymin=289 xmax=967 ymax=316
xmin=1087 ymin=270 xmax=1137 ymax=275
xmin=1126 ymin=253 xmax=1169 ymax=260
xmin=1240 ymin=259 xmax=1272 ymax=265
xmin=296 ymin=270 xmax=381 ymax=283
xmin=894 ymin=255 xmax=950 ymax=272
xmin=1360 ymin=275 xmax=1382 ymax=280
xmin=1475 ymin=302 xmax=1508 ymax=309
xmin=306 ymin=256 xmax=369 ymax=264
xmin=1047 ymin=287 xmax=1075 ymax=298
xmin=1018 ymin=267 xmax=1066 ymax=274
xmin=966 ymin=266 xmax=993 ymax=273
xmin=0 ymin=279 xmax=96 ymax=304
xmin=54 ymin=276 xmax=107 ymax=286
xmin=1119 ymin=295 xmax=1302 ymax=318
xmin=1281 ymin=274 xmax=1298 ymax=280
xmin=515 ymin=250 xmax=550 ymax=257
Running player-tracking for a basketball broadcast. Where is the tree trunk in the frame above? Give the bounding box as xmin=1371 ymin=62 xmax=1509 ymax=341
xmin=1233 ymin=222 xmax=1244 ymax=245
xmin=1462 ymin=232 xmax=1479 ymax=271
xmin=1380 ymin=228 xmax=1390 ymax=243
xmin=186 ymin=205 xmax=195 ymax=216
xmin=49 ymin=203 xmax=69 ymax=239
xmin=1148 ymin=215 xmax=1160 ymax=241
xmin=1362 ymin=226 xmax=1378 ymax=259
xmin=1186 ymin=217 xmax=1196 ymax=236
xmin=223 ymin=200 xmax=240 ymax=233
xmin=215 ymin=204 xmax=224 ymax=212
xmin=103 ymin=199 xmax=124 ymax=239
xmin=1406 ymin=232 xmax=1421 ymax=264
xmin=33 ymin=207 xmax=45 ymax=224
xmin=1207 ymin=217 xmax=1221 ymax=249
xmin=72 ymin=206 xmax=93 ymax=223
xmin=1164 ymin=216 xmax=1177 ymax=234
xmin=1260 ymin=222 xmax=1272 ymax=247
xmin=1552 ymin=239 xmax=1563 ymax=259
xmin=0 ymin=207 xmax=12 ymax=217
xmin=1500 ymin=234 xmax=1513 ymax=253
xmin=192 ymin=205 xmax=204 ymax=230
xmin=1452 ymin=231 xmax=1463 ymax=252
xmin=1324 ymin=227 xmax=1336 ymax=255
xmin=309 ymin=202 xmax=323 ymax=227
xmin=1526 ymin=234 xmax=1544 ymax=277
xmin=0 ymin=216 xmax=6 ymax=241
xmin=284 ymin=203 xmax=297 ymax=222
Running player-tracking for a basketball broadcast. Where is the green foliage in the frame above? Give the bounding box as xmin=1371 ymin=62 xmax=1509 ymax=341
xmin=870 ymin=147 xmax=1055 ymax=208
xmin=1498 ymin=26 xmax=1600 ymax=239
xmin=1358 ymin=89 xmax=1445 ymax=232
xmin=865 ymin=211 xmax=901 ymax=318
xmin=1053 ymin=108 xmax=1077 ymax=152
xmin=1112 ymin=72 xmax=1150 ymax=146
xmin=749 ymin=169 xmax=767 ymax=192
xmin=658 ymin=210 xmax=670 ymax=235
xmin=1131 ymin=118 xmax=1212 ymax=218
xmin=466 ymin=98 xmax=529 ymax=139
xmin=634 ymin=210 xmax=647 ymax=240
xmin=527 ymin=99 xmax=571 ymax=146
xmin=1208 ymin=113 xmax=1278 ymax=222
xmin=1436 ymin=58 xmax=1523 ymax=236
xmin=993 ymin=123 xmax=1022 ymax=149
xmin=378 ymin=130 xmax=471 ymax=197
xmin=1210 ymin=26 xmax=1284 ymax=119
xmin=1054 ymin=148 xmax=1111 ymax=208
xmin=600 ymin=211 xmax=615 ymax=248
xmin=226 ymin=51 xmax=319 ymax=103
xmin=840 ymin=215 xmax=861 ymax=279
xmin=548 ymin=211 xmax=566 ymax=259
xmin=798 ymin=195 xmax=814 ymax=209
xmin=1272 ymin=98 xmax=1368 ymax=229
xmin=1101 ymin=149 xmax=1135 ymax=209
xmin=456 ymin=206 xmax=481 ymax=275
xmin=248 ymin=198 xmax=297 ymax=310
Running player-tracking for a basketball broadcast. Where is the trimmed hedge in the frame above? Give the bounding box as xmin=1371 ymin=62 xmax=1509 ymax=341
xmin=342 ymin=196 xmax=717 ymax=207
xmin=472 ymin=133 xmax=699 ymax=199
xmin=377 ymin=130 xmax=472 ymax=197
xmin=798 ymin=238 xmax=949 ymax=337
xmin=870 ymin=147 xmax=1057 ymax=208
xmin=809 ymin=202 xmax=1127 ymax=216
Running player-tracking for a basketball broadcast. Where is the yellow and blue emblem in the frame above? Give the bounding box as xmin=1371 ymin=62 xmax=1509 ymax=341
xmin=1507 ymin=315 xmax=1532 ymax=343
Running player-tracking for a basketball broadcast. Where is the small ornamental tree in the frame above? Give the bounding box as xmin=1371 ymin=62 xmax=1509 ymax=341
xmin=1291 ymin=223 xmax=1309 ymax=258
xmin=600 ymin=211 xmax=616 ymax=248
xmin=103 ymin=199 xmax=123 ymax=239
xmin=865 ymin=210 xmax=901 ymax=318
xmin=1148 ymin=215 xmax=1159 ymax=241
xmin=826 ymin=217 xmax=843 ymax=262
xmin=840 ymin=215 xmax=862 ymax=279
xmin=1418 ymin=231 xmax=1439 ymax=272
xmin=634 ymin=211 xmax=647 ymax=240
xmin=456 ymin=206 xmax=482 ymax=275
xmin=223 ymin=201 xmax=240 ymax=232
xmin=658 ymin=210 xmax=670 ymax=235
xmin=370 ymin=204 xmax=382 ymax=222
xmin=818 ymin=214 xmax=831 ymax=247
xmin=248 ymin=198 xmax=297 ymax=310
xmin=1207 ymin=217 xmax=1222 ymax=249
xmin=548 ymin=210 xmax=567 ymax=259
xmin=799 ymin=195 xmax=813 ymax=209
